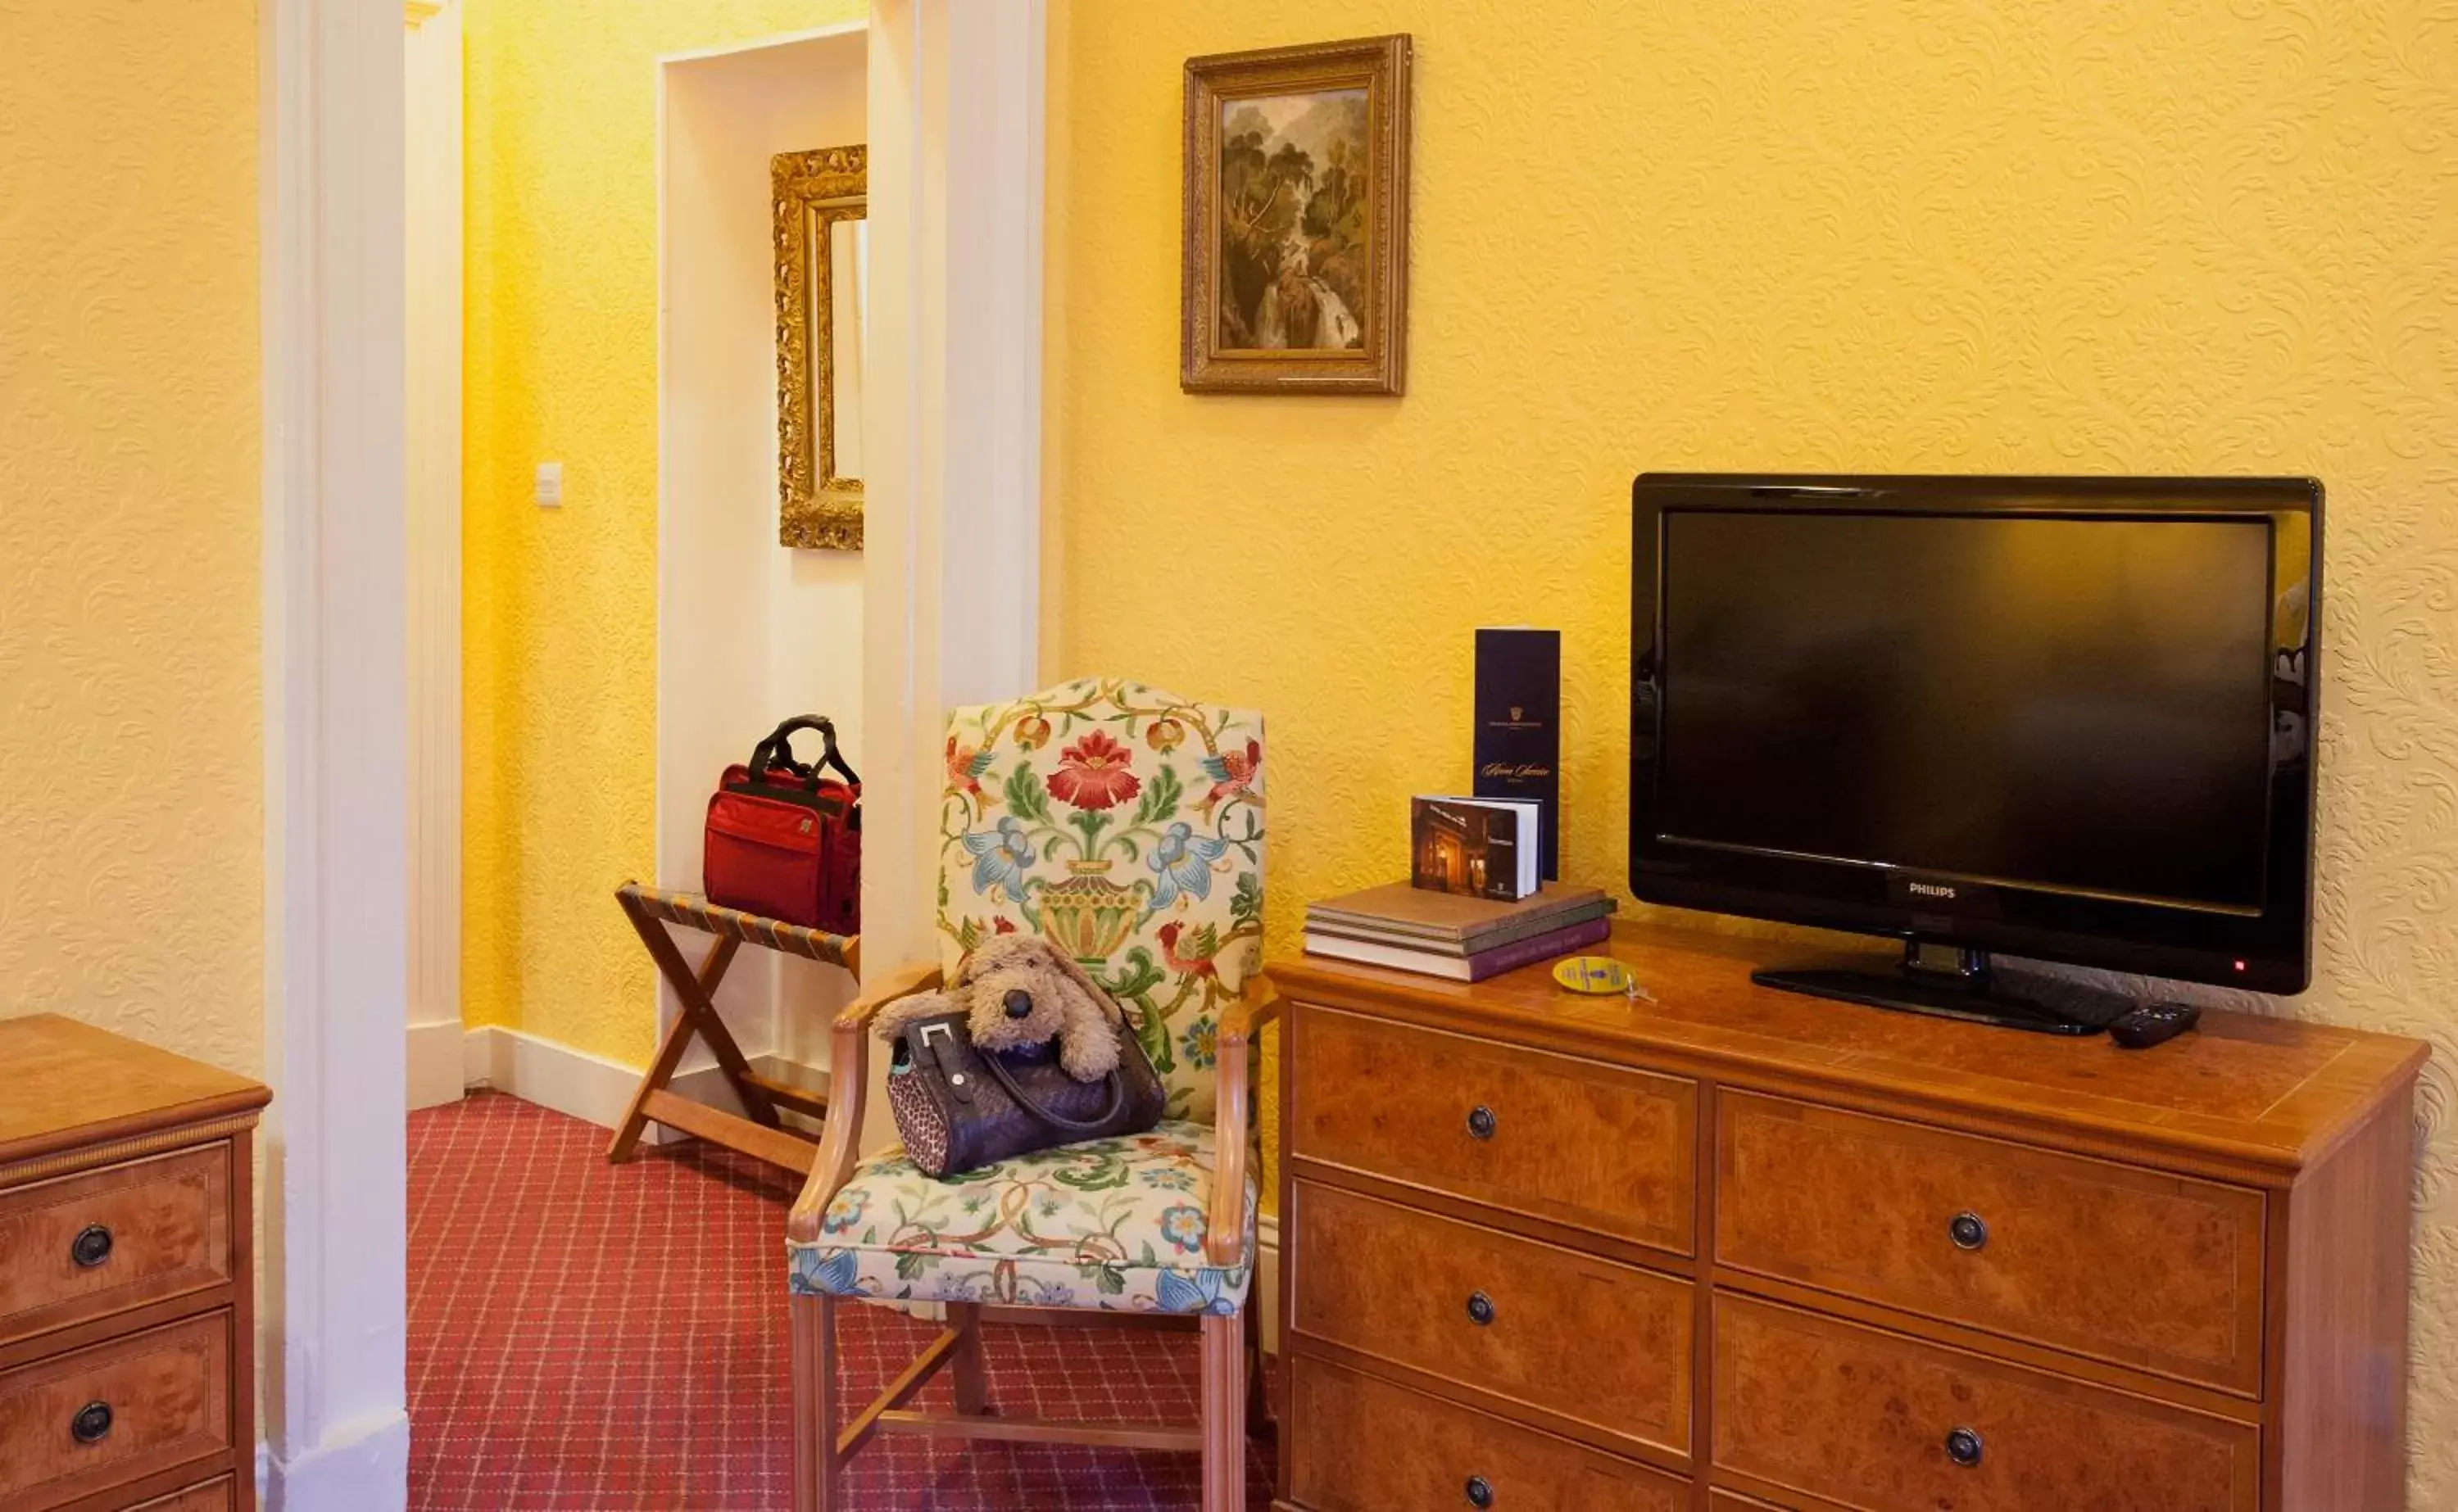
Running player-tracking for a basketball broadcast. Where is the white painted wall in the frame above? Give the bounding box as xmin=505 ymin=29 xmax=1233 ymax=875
xmin=656 ymin=27 xmax=867 ymax=1080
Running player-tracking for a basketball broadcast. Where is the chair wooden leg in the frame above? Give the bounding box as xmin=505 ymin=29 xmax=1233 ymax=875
xmin=946 ymin=1301 xmax=991 ymax=1415
xmin=791 ymin=1292 xmax=841 ymax=1512
xmin=1200 ymin=1311 xmax=1248 ymax=1512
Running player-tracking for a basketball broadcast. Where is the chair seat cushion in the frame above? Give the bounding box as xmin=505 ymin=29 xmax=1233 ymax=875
xmin=787 ymin=1120 xmax=1257 ymax=1316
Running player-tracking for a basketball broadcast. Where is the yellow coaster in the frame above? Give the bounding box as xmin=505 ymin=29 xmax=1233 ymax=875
xmin=1553 ymin=955 xmax=1638 ymax=995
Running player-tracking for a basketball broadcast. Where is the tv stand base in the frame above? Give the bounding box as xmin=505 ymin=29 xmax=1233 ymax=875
xmin=1753 ymin=942 xmax=2125 ymax=1034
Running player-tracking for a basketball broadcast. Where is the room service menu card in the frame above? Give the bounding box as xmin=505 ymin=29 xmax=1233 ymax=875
xmin=1474 ymin=627 xmax=1561 ymax=880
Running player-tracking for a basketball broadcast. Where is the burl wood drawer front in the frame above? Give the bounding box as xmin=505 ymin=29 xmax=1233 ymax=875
xmin=1290 ymin=1006 xmax=1696 ymax=1254
xmin=0 ymin=1143 xmax=232 ymax=1348
xmin=0 ymin=1311 xmax=230 ymax=1510
xmin=1290 ymin=1180 xmax=1693 ymax=1458
xmin=131 ymin=1478 xmax=234 ymax=1512
xmin=1716 ymin=1093 xmax=2266 ymax=1394
xmin=1712 ymin=1296 xmax=2257 ymax=1512
xmin=1288 ymin=1356 xmax=1689 ymax=1512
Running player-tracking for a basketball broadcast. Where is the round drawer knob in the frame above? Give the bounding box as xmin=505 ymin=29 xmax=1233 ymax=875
xmin=1464 ymin=1474 xmax=1494 ymax=1508
xmin=1467 ymin=1105 xmax=1498 ymax=1141
xmin=1466 ymin=1290 xmax=1496 ymax=1326
xmin=1948 ymin=1211 xmax=1989 ymax=1252
xmin=71 ymin=1401 xmax=114 ymax=1445
xmin=1946 ymin=1425 xmax=1984 ymax=1467
xmin=71 ymin=1224 xmax=115 ymax=1269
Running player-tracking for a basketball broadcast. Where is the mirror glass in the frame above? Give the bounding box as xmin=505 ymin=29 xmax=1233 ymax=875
xmin=827 ymin=215 xmax=867 ymax=480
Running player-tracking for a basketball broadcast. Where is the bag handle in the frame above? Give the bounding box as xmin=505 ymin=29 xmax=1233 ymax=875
xmin=750 ymin=715 xmax=862 ymax=790
xmin=977 ymin=1047 xmax=1127 ymax=1134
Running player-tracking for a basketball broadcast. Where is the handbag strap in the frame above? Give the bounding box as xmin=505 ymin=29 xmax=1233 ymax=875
xmin=751 ymin=716 xmax=863 ymax=790
xmin=977 ymin=1047 xmax=1127 ymax=1134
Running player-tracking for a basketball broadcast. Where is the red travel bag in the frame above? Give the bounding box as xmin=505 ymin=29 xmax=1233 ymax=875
xmin=703 ymin=716 xmax=861 ymax=935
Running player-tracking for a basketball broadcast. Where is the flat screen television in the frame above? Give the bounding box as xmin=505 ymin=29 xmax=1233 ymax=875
xmin=1629 ymin=473 xmax=2319 ymax=1032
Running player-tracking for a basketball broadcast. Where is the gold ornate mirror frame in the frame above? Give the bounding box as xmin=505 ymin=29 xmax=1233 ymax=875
xmin=774 ymin=145 xmax=866 ymax=550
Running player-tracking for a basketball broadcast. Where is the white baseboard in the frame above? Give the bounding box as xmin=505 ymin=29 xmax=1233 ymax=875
xmin=265 ymin=1408 xmax=410 ymax=1512
xmin=406 ymin=1018 xmax=465 ymax=1111
xmin=456 ymin=1024 xmax=824 ymax=1143
xmin=460 ymin=1024 xmax=652 ymax=1129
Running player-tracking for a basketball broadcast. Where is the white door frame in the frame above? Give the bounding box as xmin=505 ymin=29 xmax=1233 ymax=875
xmin=260 ymin=0 xmax=410 ymax=1505
xmin=251 ymin=0 xmax=1045 ymax=1503
xmin=861 ymin=0 xmax=1047 ymax=1024
xmin=405 ymin=0 xmax=465 ymax=1112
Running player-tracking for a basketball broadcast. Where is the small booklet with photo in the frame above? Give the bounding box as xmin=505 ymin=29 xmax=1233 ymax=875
xmin=1410 ymin=794 xmax=1542 ymax=902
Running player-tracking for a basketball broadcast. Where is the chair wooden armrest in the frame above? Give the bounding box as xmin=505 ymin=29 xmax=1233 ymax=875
xmin=1205 ymin=977 xmax=1284 ymax=1267
xmin=787 ymin=962 xmax=945 ymax=1244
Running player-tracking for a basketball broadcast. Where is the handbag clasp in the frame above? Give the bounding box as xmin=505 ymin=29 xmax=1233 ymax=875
xmin=915 ymin=1020 xmax=976 ymax=1104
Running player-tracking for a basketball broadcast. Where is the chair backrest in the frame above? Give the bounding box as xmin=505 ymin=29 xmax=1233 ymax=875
xmin=936 ymin=677 xmax=1264 ymax=1124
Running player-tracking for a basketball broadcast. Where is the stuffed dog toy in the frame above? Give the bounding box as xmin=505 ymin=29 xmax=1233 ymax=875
xmin=873 ymin=934 xmax=1128 ymax=1081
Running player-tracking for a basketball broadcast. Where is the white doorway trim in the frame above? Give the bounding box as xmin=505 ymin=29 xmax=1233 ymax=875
xmin=658 ymin=20 xmax=868 ymax=67
xmin=248 ymin=0 xmax=1042 ymax=1501
xmin=405 ymin=0 xmax=465 ymax=1113
xmin=859 ymin=0 xmax=1047 ymax=964
xmin=859 ymin=0 xmax=1047 ymax=1148
xmin=260 ymin=0 xmax=410 ymax=1504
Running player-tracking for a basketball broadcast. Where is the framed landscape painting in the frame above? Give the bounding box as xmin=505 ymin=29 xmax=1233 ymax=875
xmin=1182 ymin=34 xmax=1412 ymax=395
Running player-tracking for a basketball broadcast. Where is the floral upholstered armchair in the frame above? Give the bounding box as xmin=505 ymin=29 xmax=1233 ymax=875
xmin=783 ymin=679 xmax=1273 ymax=1512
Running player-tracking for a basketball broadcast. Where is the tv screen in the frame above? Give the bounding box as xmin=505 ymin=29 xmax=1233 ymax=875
xmin=1658 ymin=510 xmax=2274 ymax=911
xmin=1630 ymin=474 xmax=2318 ymax=997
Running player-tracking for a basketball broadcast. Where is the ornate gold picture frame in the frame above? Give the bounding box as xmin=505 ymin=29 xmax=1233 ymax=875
xmin=1182 ymin=35 xmax=1412 ymax=396
xmin=774 ymin=145 xmax=866 ymax=550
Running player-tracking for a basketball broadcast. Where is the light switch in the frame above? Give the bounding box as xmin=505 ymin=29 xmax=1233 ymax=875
xmin=535 ymin=462 xmax=564 ymax=507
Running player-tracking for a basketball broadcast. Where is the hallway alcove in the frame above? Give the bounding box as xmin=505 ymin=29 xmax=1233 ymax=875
xmin=656 ymin=23 xmax=868 ymax=1117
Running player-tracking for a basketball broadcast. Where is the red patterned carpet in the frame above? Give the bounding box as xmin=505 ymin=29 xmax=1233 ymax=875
xmin=408 ymin=1093 xmax=1273 ymax=1510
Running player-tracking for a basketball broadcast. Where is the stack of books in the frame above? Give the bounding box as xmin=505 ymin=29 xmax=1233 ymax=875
xmin=1303 ymin=882 xmax=1617 ymax=982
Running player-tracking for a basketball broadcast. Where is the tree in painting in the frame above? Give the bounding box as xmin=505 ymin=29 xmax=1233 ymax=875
xmin=1217 ymin=88 xmax=1369 ymax=351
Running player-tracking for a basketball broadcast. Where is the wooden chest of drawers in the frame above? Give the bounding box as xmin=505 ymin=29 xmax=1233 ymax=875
xmin=1271 ymin=928 xmax=2428 ymax=1512
xmin=0 ymin=1016 xmax=270 ymax=1512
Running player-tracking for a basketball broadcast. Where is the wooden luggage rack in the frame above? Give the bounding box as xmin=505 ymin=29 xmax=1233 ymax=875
xmin=607 ymin=881 xmax=859 ymax=1173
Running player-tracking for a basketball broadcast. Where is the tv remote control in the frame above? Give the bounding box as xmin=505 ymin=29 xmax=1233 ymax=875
xmin=2109 ymin=1000 xmax=2200 ymax=1049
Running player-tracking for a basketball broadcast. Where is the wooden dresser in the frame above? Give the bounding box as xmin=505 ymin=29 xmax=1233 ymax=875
xmin=0 ymin=1015 xmax=271 ymax=1512
xmin=1268 ymin=927 xmax=2429 ymax=1512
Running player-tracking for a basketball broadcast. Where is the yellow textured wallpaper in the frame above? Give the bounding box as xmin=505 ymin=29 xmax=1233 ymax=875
xmin=1045 ymin=0 xmax=2458 ymax=1495
xmin=463 ymin=0 xmax=864 ymax=1062
xmin=0 ymin=0 xmax=262 ymax=1078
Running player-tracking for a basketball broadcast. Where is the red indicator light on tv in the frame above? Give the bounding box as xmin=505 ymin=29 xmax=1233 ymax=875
xmin=2234 ymin=959 xmax=2247 ymax=972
